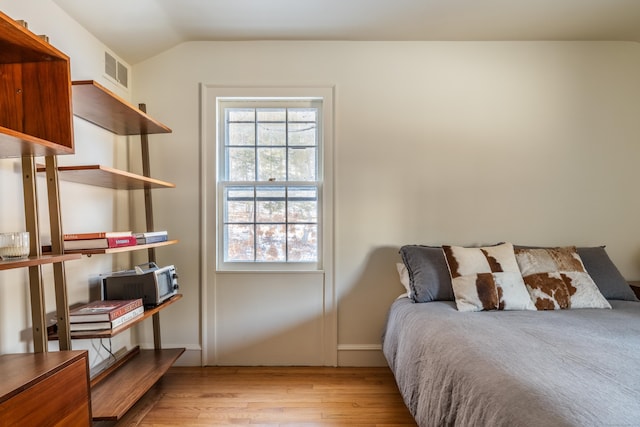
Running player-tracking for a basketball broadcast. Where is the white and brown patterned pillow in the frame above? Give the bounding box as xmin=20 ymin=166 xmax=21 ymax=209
xmin=514 ymin=246 xmax=611 ymax=310
xmin=442 ymin=242 xmax=536 ymax=312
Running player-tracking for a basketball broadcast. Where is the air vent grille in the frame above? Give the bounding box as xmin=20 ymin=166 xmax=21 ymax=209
xmin=105 ymin=51 xmax=129 ymax=89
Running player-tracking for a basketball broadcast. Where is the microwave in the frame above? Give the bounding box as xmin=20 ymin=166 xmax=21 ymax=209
xmin=101 ymin=263 xmax=179 ymax=306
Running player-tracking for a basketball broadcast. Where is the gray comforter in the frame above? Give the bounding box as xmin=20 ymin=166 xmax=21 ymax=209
xmin=383 ymin=298 xmax=640 ymax=427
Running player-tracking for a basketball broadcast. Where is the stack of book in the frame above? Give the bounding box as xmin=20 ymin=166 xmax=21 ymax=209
xmin=63 ymin=231 xmax=136 ymax=250
xmin=69 ymin=299 xmax=144 ymax=331
xmin=135 ymin=230 xmax=168 ymax=245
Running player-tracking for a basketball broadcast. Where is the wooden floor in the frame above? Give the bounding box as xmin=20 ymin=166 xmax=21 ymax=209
xmin=97 ymin=366 xmax=417 ymax=426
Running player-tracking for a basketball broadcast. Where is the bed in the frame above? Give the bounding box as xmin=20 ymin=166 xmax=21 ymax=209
xmin=383 ymin=244 xmax=640 ymax=427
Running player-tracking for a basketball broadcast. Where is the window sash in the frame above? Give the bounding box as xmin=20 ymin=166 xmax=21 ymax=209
xmin=218 ymin=99 xmax=323 ymax=268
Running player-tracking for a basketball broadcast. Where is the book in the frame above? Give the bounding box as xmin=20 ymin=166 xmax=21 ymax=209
xmin=69 ymin=306 xmax=144 ymax=331
xmin=69 ymin=299 xmax=143 ymax=322
xmin=63 ymin=231 xmax=132 ymax=240
xmin=63 ymin=235 xmax=137 ymax=250
xmin=135 ymin=231 xmax=168 ymax=245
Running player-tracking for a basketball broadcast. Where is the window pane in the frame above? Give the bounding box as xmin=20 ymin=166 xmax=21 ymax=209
xmin=227 ymin=108 xmax=255 ymax=122
xmin=225 ymin=187 xmax=254 ymax=223
xmin=225 ymin=224 xmax=254 ymax=261
xmin=257 ymin=147 xmax=286 ymax=181
xmin=288 ymin=122 xmax=316 ymax=146
xmin=256 ymin=187 xmax=285 ymax=223
xmin=288 ymin=108 xmax=317 ymax=122
xmin=257 ymin=108 xmax=286 ymax=122
xmin=288 ymin=187 xmax=317 ymax=223
xmin=257 ymin=122 xmax=285 ymax=146
xmin=228 ymin=147 xmax=255 ymax=181
xmin=288 ymin=147 xmax=317 ymax=181
xmin=256 ymin=224 xmax=286 ymax=261
xmin=288 ymin=224 xmax=317 ymax=262
xmin=228 ymin=122 xmax=255 ymax=146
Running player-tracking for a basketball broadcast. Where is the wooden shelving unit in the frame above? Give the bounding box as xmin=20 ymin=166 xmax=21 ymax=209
xmin=1 ymin=10 xmax=181 ymax=421
xmin=67 ymin=79 xmax=183 ymax=421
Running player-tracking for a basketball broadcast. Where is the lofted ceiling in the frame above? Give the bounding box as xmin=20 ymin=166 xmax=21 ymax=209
xmin=52 ymin=0 xmax=640 ymax=64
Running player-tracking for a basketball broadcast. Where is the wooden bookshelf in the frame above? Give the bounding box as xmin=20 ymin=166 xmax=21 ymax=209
xmin=72 ymin=80 xmax=171 ymax=135
xmin=36 ymin=164 xmax=175 ymax=189
xmin=64 ymin=239 xmax=178 ymax=256
xmin=0 ymin=253 xmax=81 ymax=271
xmin=48 ymin=294 xmax=183 ymax=340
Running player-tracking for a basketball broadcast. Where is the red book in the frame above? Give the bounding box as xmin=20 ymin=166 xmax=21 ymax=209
xmin=63 ymin=231 xmax=132 ymax=240
xmin=63 ymin=235 xmax=137 ymax=250
xmin=69 ymin=299 xmax=143 ymax=322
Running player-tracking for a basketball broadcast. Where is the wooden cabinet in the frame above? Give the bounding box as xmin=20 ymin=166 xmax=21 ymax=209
xmin=0 ymin=10 xmax=74 ymax=157
xmin=0 ymin=351 xmax=91 ymax=426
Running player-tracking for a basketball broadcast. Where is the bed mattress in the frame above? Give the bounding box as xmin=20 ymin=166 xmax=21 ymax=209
xmin=383 ymin=298 xmax=640 ymax=427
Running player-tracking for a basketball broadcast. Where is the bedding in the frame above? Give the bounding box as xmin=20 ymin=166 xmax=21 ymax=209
xmin=383 ymin=298 xmax=640 ymax=426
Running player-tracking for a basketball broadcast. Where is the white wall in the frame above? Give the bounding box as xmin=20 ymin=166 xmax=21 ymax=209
xmin=3 ymin=1 xmax=640 ymax=367
xmin=0 ymin=1 xmax=140 ymax=364
xmin=134 ymin=40 xmax=640 ymax=365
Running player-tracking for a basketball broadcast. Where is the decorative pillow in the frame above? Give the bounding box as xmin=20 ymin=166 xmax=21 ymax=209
xmin=442 ymin=242 xmax=536 ymax=312
xmin=399 ymin=245 xmax=454 ymax=303
xmin=514 ymin=246 xmax=611 ymax=310
xmin=515 ymin=245 xmax=637 ymax=301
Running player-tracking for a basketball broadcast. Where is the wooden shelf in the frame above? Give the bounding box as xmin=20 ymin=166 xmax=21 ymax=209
xmin=49 ymin=294 xmax=183 ymax=340
xmin=0 ymin=10 xmax=74 ymax=158
xmin=72 ymin=80 xmax=171 ymax=135
xmin=90 ymin=347 xmax=184 ymax=421
xmin=0 ymin=253 xmax=81 ymax=271
xmin=64 ymin=239 xmax=178 ymax=256
xmin=36 ymin=164 xmax=175 ymax=189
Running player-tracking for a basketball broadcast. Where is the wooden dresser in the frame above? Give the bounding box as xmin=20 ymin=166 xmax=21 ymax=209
xmin=0 ymin=351 xmax=91 ymax=426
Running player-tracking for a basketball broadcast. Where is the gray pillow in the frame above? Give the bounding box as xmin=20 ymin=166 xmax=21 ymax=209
xmin=399 ymin=245 xmax=454 ymax=303
xmin=576 ymin=246 xmax=637 ymax=301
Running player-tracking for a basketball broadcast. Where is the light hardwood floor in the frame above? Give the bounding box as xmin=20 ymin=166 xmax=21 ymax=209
xmin=98 ymin=366 xmax=417 ymax=426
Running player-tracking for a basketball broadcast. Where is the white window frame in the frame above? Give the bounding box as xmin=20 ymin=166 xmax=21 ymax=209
xmin=203 ymin=86 xmax=334 ymax=272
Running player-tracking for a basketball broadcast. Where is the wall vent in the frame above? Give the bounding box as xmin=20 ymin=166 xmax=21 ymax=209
xmin=104 ymin=51 xmax=129 ymax=89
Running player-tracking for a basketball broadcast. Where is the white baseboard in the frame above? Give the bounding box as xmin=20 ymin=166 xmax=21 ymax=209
xmin=337 ymin=344 xmax=387 ymax=367
xmin=137 ymin=344 xmax=388 ymax=367
xmin=140 ymin=344 xmax=203 ymax=366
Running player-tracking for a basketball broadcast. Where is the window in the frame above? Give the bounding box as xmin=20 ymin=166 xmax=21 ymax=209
xmin=218 ymin=99 xmax=323 ymax=268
